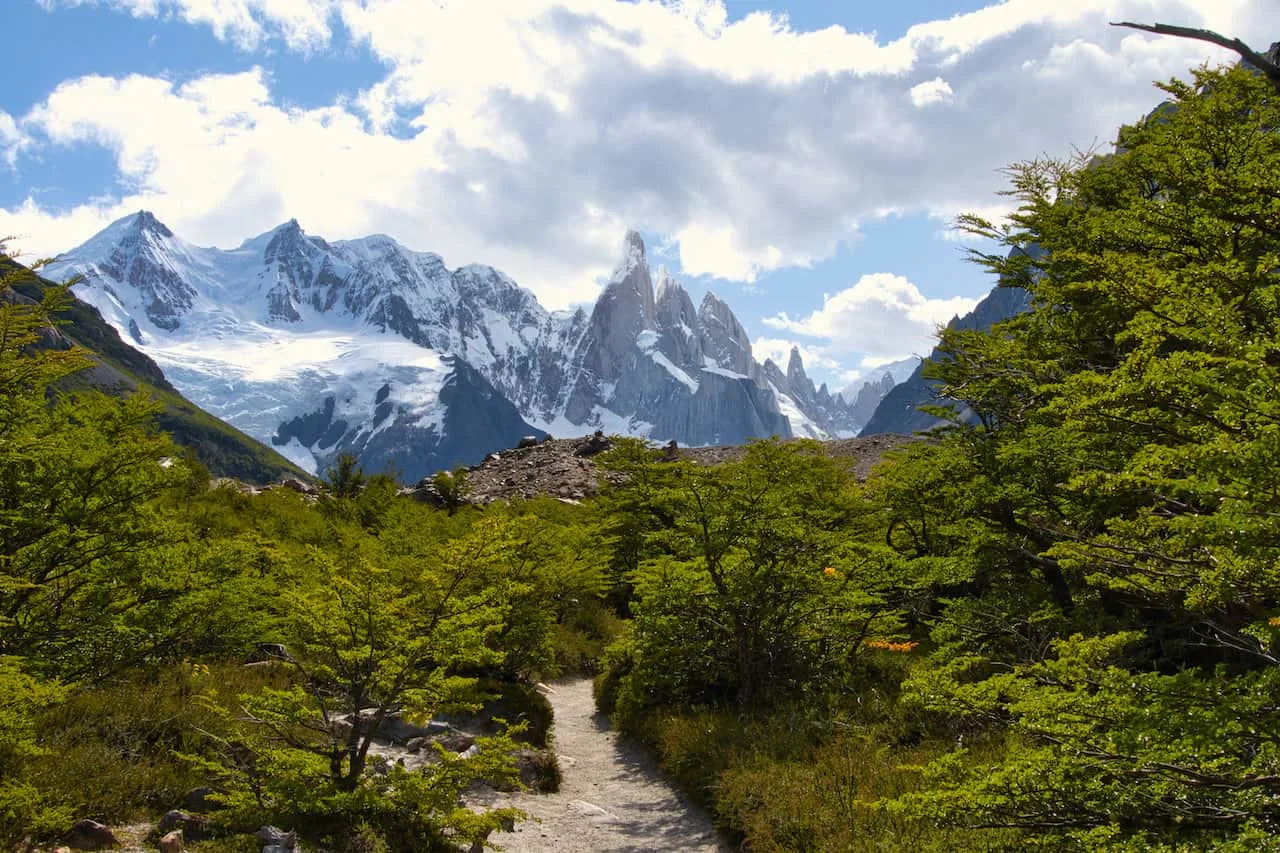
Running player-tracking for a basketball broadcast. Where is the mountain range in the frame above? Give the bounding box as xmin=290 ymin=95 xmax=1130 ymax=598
xmin=46 ymin=214 xmax=901 ymax=481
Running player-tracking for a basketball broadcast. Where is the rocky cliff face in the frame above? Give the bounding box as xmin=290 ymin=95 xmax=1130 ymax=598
xmin=47 ymin=215 xmax=869 ymax=476
xmin=558 ymin=231 xmax=807 ymax=445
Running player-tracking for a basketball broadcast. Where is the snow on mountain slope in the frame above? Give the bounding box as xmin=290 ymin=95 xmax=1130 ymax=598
xmin=47 ymin=213 xmax=865 ymax=474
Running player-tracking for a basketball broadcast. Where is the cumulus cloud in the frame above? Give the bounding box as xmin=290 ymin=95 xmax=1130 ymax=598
xmin=764 ymin=273 xmax=978 ymax=360
xmin=6 ymin=0 xmax=1276 ymax=309
xmin=752 ymin=336 xmax=842 ymax=374
xmin=910 ymin=77 xmax=954 ymax=107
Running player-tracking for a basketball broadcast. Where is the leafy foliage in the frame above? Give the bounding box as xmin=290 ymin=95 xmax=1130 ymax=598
xmin=599 ymin=439 xmax=903 ymax=718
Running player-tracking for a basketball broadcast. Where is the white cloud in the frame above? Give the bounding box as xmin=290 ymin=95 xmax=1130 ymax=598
xmin=910 ymin=77 xmax=954 ymax=107
xmin=752 ymin=336 xmax=841 ymax=374
xmin=8 ymin=0 xmax=1276 ymax=307
xmin=0 ymin=111 xmax=27 ymax=167
xmin=40 ymin=0 xmax=338 ymax=51
xmin=764 ymin=273 xmax=978 ymax=360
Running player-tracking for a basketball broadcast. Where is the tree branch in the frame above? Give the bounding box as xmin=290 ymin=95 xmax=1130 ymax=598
xmin=1111 ymin=22 xmax=1280 ymax=94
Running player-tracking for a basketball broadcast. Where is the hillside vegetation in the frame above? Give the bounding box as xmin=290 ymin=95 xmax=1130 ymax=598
xmin=2 ymin=258 xmax=306 ymax=485
xmin=1 ymin=58 xmax=1278 ymax=853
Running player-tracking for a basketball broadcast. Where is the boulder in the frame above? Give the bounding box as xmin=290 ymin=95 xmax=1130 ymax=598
xmin=158 ymin=811 xmax=214 ymax=842
xmin=255 ymin=826 xmax=297 ymax=852
xmin=572 ymin=432 xmax=612 ymax=458
xmin=279 ymin=477 xmax=316 ymax=495
xmin=158 ymin=811 xmax=190 ymax=833
xmin=245 ymin=643 xmax=291 ymax=663
xmin=435 ymin=729 xmax=477 ymax=753
xmin=159 ymin=830 xmax=183 ymax=853
xmin=516 ymin=435 xmax=539 ymax=449
xmin=66 ymin=819 xmax=117 ymax=850
xmin=182 ymin=786 xmax=224 ymax=813
xmin=336 ymin=710 xmax=452 ymax=744
xmin=401 ymin=726 xmax=474 ymax=753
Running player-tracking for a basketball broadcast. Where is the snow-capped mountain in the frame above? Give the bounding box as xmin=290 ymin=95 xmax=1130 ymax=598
xmin=47 ymin=213 xmax=872 ymax=479
xmin=836 ymin=357 xmax=920 ymax=432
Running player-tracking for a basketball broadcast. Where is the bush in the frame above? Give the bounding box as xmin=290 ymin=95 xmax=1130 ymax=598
xmin=550 ymin=601 xmax=626 ymax=676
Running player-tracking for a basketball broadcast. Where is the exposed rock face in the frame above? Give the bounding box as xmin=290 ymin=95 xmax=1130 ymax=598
xmin=847 ymin=372 xmax=898 ymax=427
xmin=88 ymin=211 xmax=195 ymax=331
xmin=270 ymin=357 xmax=544 ymax=480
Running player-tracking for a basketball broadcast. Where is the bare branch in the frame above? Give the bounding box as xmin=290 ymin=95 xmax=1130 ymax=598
xmin=1111 ymin=22 xmax=1280 ymax=94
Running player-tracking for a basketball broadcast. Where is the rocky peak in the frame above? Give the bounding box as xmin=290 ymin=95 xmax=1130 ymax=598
xmin=616 ymin=230 xmax=648 ymax=278
xmin=761 ymin=357 xmax=787 ymax=392
xmin=133 ymin=210 xmax=174 ymax=239
xmin=697 ymin=291 xmax=754 ymax=376
xmin=562 ymin=231 xmax=659 ymax=422
xmin=263 ymin=219 xmax=310 ymax=262
xmin=653 ymin=266 xmax=701 ymax=367
xmin=785 ymin=346 xmax=807 ymax=387
xmin=598 ymin=231 xmax=657 ymax=330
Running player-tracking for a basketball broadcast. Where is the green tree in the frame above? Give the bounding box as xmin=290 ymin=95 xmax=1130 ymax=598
xmin=0 ymin=251 xmax=187 ymax=678
xmin=602 ymin=439 xmax=902 ymax=714
xmin=196 ymin=514 xmax=528 ymax=848
xmin=888 ymin=63 xmax=1280 ymax=849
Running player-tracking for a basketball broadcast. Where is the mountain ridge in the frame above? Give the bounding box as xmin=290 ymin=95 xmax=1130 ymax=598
xmin=47 ymin=214 xmax=877 ymax=479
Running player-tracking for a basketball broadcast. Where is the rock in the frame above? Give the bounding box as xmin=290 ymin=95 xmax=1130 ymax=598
xmin=336 ymin=710 xmax=452 ymax=744
xmin=182 ymin=786 xmax=224 ymax=813
xmin=279 ymin=477 xmax=316 ymax=495
xmin=159 ymin=830 xmax=183 ymax=853
xmin=436 ymin=729 xmax=477 ymax=752
xmin=516 ymin=435 xmax=539 ymax=449
xmin=572 ymin=433 xmax=612 ymax=457
xmin=66 ymin=819 xmax=117 ymax=850
xmin=158 ymin=811 xmax=190 ymax=833
xmin=255 ymin=826 xmax=297 ymax=852
xmin=245 ymin=642 xmax=291 ymax=663
xmin=159 ymin=810 xmax=214 ymax=842
xmin=567 ymin=799 xmax=618 ymax=821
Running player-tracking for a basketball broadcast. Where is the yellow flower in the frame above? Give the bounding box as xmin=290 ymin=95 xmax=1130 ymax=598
xmin=823 ymin=567 xmax=838 ymax=577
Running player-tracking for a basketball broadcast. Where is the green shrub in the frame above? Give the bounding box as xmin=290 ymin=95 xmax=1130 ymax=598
xmin=550 ymin=601 xmax=626 ymax=676
xmin=715 ymin=735 xmax=1018 ymax=852
xmin=593 ymin=630 xmax=635 ymax=720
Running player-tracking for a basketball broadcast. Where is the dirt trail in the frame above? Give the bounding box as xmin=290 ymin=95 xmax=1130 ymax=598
xmin=476 ymin=678 xmax=730 ymax=853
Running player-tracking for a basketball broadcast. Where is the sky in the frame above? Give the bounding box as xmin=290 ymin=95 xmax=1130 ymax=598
xmin=2 ymin=0 xmax=1275 ymax=391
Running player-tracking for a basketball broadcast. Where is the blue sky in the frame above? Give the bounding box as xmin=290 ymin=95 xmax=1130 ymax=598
xmin=3 ymin=0 xmax=1274 ymax=389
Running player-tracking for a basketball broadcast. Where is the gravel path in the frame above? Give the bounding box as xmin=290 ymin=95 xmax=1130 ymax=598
xmin=476 ymin=678 xmax=731 ymax=853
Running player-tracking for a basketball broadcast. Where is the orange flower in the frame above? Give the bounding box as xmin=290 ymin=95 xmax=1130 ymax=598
xmin=823 ymin=567 xmax=838 ymax=577
xmin=1269 ymin=616 xmax=1280 ymax=627
xmin=864 ymin=639 xmax=919 ymax=653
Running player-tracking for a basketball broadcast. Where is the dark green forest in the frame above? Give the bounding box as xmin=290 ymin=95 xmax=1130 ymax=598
xmin=4 ymin=59 xmax=1280 ymax=852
